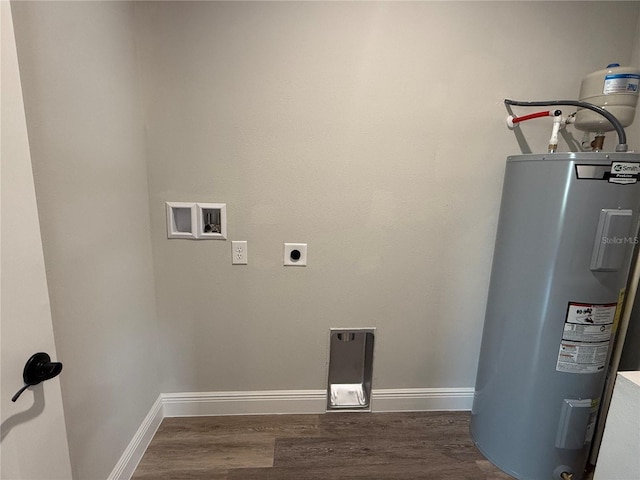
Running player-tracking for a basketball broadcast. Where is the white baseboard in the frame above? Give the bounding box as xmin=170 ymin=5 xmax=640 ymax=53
xmin=107 ymin=394 xmax=163 ymax=480
xmin=372 ymin=387 xmax=474 ymax=412
xmin=162 ymin=389 xmax=328 ymax=417
xmin=112 ymin=387 xmax=474 ymax=479
xmin=162 ymin=387 xmax=474 ymax=417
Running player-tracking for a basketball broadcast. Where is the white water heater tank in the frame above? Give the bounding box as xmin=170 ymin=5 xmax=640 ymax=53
xmin=575 ymin=64 xmax=640 ymax=132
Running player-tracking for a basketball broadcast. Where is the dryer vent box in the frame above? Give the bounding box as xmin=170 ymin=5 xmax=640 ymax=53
xmin=327 ymin=328 xmax=375 ymax=411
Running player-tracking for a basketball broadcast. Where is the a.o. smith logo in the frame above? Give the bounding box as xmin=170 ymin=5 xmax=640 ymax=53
xmin=609 ymin=162 xmax=640 ymax=184
xmin=613 ymin=163 xmax=639 ymax=173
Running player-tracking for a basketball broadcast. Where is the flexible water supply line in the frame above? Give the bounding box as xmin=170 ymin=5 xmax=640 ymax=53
xmin=507 ymin=110 xmax=561 ymax=127
xmin=505 ymin=99 xmax=628 ymax=152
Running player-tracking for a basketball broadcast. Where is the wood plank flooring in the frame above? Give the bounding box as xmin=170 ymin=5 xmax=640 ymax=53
xmin=132 ymin=411 xmax=514 ymax=479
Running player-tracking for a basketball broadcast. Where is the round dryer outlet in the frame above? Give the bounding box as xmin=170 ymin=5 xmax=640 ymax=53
xmin=284 ymin=243 xmax=307 ymax=266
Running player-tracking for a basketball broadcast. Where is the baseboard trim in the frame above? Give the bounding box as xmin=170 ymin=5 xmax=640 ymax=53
xmin=161 ymin=387 xmax=474 ymax=417
xmin=372 ymin=387 xmax=474 ymax=412
xmin=113 ymin=387 xmax=474 ymax=479
xmin=162 ymin=389 xmax=328 ymax=417
xmin=106 ymin=394 xmax=164 ymax=480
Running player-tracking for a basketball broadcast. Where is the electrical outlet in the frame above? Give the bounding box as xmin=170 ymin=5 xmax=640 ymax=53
xmin=284 ymin=243 xmax=307 ymax=266
xmin=232 ymin=241 xmax=248 ymax=265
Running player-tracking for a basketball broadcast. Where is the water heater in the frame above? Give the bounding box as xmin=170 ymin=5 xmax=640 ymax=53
xmin=471 ymin=152 xmax=640 ymax=479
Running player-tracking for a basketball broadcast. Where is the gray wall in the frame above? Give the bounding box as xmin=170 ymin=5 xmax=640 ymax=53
xmin=10 ymin=1 xmax=640 ymax=478
xmin=134 ymin=1 xmax=640 ymax=394
xmin=11 ymin=2 xmax=161 ymax=479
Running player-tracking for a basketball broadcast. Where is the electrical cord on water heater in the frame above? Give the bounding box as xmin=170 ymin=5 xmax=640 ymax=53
xmin=504 ymin=99 xmax=628 ymax=152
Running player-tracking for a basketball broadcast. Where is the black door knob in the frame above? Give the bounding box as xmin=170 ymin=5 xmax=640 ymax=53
xmin=11 ymin=352 xmax=63 ymax=402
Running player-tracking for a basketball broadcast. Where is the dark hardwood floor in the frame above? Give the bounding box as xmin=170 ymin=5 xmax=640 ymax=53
xmin=132 ymin=411 xmax=514 ymax=479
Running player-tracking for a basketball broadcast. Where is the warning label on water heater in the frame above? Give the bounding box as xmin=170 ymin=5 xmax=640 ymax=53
xmin=556 ymin=302 xmax=617 ymax=374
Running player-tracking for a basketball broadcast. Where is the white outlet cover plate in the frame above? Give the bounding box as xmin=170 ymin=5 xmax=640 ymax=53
xmin=231 ymin=240 xmax=248 ymax=265
xmin=284 ymin=243 xmax=307 ymax=266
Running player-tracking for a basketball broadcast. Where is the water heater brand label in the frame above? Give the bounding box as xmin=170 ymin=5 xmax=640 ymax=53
xmin=556 ymin=302 xmax=617 ymax=374
xmin=609 ymin=162 xmax=639 ymax=185
xmin=603 ymin=73 xmax=640 ymax=94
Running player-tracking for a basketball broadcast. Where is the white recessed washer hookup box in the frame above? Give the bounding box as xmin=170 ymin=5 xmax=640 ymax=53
xmin=166 ymin=202 xmax=197 ymax=239
xmin=197 ymin=203 xmax=227 ymax=240
xmin=166 ymin=202 xmax=227 ymax=240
